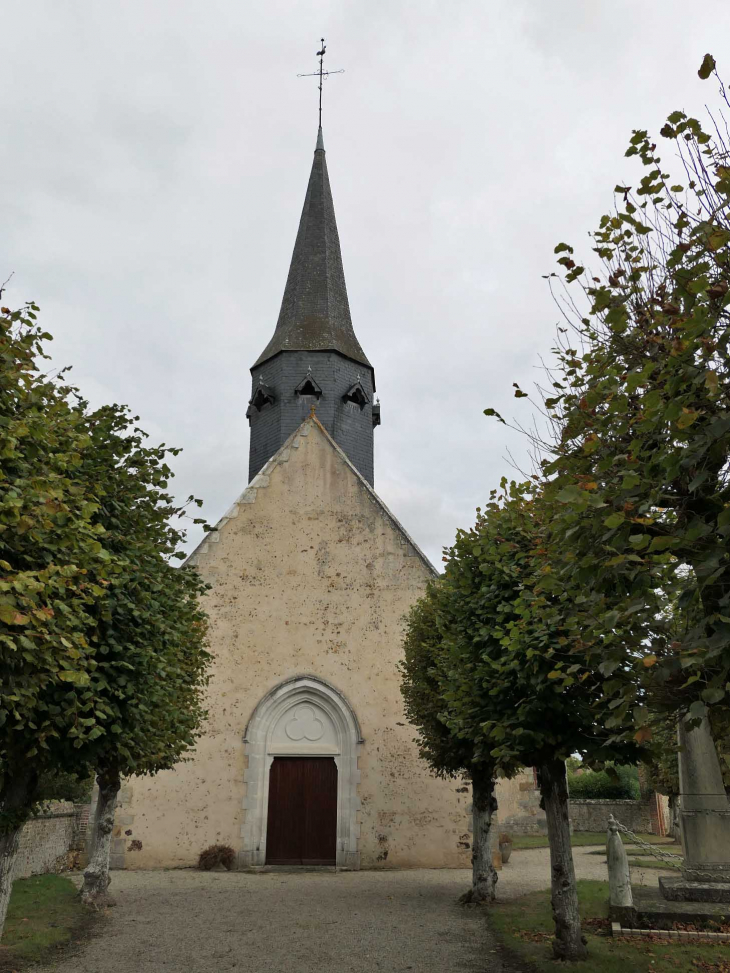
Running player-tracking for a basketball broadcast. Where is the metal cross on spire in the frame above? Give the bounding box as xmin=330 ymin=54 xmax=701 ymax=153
xmin=297 ymin=38 xmax=344 ymax=130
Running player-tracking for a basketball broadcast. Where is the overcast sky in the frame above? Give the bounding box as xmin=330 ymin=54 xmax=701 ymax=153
xmin=3 ymin=2 xmax=729 ymax=566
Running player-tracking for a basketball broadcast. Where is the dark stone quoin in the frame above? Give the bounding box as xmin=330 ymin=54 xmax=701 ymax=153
xmin=248 ymin=127 xmax=378 ymax=485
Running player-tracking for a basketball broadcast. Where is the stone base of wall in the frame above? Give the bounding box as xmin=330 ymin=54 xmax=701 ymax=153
xmin=14 ymin=802 xmax=90 ymax=880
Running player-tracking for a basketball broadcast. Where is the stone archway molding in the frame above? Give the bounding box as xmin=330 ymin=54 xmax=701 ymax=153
xmin=241 ymin=675 xmax=363 ymax=869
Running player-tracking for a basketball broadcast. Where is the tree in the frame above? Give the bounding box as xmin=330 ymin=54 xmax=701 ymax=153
xmin=501 ymin=55 xmax=730 ymax=754
xmin=0 ymin=302 xmax=109 ymax=931
xmin=0 ymin=305 xmax=210 ymax=932
xmin=400 ymin=592 xmax=499 ymax=904
xmin=79 ymin=547 xmax=209 ymax=904
xmin=422 ymin=482 xmax=640 ymax=961
xmin=62 ymin=401 xmax=211 ymax=906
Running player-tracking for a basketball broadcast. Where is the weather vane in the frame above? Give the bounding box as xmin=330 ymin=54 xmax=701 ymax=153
xmin=297 ymin=38 xmax=344 ymax=129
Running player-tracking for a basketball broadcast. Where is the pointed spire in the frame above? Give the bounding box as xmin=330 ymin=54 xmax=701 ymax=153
xmin=253 ymin=128 xmax=371 ymax=369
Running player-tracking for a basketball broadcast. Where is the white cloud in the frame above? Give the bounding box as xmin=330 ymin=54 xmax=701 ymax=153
xmin=2 ymin=0 xmax=728 ymax=560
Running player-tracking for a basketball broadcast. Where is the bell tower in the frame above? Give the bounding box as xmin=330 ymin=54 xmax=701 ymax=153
xmin=248 ymin=126 xmax=379 ymax=485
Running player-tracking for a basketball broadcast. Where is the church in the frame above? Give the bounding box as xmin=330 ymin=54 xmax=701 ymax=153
xmin=110 ymin=123 xmax=532 ymax=871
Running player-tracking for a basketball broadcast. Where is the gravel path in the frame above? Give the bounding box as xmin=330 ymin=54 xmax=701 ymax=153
xmin=36 ymin=847 xmax=671 ymax=973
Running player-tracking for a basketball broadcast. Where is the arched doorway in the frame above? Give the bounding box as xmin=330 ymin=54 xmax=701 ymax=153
xmin=241 ymin=676 xmax=363 ymax=869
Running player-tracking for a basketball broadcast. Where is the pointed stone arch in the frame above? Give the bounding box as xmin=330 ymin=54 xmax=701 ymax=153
xmin=240 ymin=675 xmax=363 ymax=869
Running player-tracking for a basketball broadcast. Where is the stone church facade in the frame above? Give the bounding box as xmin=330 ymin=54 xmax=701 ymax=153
xmin=111 ymin=125 xmax=526 ymax=870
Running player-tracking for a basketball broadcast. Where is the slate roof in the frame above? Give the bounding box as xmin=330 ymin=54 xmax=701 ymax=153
xmin=253 ymin=127 xmax=371 ymax=369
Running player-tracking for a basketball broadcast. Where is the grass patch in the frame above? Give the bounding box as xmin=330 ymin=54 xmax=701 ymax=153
xmin=585 ymin=845 xmax=682 ymax=857
xmin=583 ymin=846 xmax=684 ymax=871
xmin=0 ymin=874 xmax=88 ymax=970
xmin=627 ymin=858 xmax=683 ymax=871
xmin=512 ymin=831 xmax=676 ymax=850
xmin=489 ymin=879 xmax=729 ymax=972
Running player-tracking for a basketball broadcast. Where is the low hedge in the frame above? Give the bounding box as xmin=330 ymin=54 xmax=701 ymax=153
xmin=567 ymin=764 xmax=640 ymax=800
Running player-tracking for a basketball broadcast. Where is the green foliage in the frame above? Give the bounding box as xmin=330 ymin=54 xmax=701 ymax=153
xmin=69 ymin=398 xmax=211 ymax=782
xmin=400 ymin=594 xmax=486 ymax=779
xmin=36 ymin=769 xmax=94 ymax=804
xmin=398 ymin=55 xmax=730 ymax=964
xmin=401 ymin=589 xmax=499 ymax=901
xmin=567 ymin=764 xmax=640 ymax=800
xmin=0 ymin=304 xmax=111 ymax=817
xmin=430 ymin=481 xmax=639 ymax=774
xmin=698 ymin=53 xmax=716 ymax=80
xmin=488 ymin=57 xmax=730 ymax=745
xmin=0 ymin=304 xmax=211 ymax=835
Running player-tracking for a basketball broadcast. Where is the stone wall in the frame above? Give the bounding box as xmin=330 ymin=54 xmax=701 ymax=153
xmin=497 ymin=771 xmax=670 ymax=838
xmin=13 ymin=802 xmax=89 ymax=880
xmin=569 ymin=798 xmax=669 ymax=835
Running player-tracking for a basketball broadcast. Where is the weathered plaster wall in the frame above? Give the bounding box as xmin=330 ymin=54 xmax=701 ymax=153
xmin=116 ymin=418 xmax=510 ymax=869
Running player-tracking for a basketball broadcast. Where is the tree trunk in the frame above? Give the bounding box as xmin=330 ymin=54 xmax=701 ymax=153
xmin=80 ymin=769 xmax=120 ymax=908
xmin=0 ymin=774 xmax=35 ymax=940
xmin=462 ymin=771 xmax=498 ymax=904
xmin=538 ymin=759 xmax=588 ymax=962
xmin=0 ymin=827 xmax=22 ymax=942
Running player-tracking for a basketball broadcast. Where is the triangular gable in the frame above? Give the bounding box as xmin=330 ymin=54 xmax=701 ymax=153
xmin=187 ymin=416 xmax=437 ymax=577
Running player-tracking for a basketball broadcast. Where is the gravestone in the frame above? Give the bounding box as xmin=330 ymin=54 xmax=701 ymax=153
xmin=660 ymin=710 xmax=730 ymax=904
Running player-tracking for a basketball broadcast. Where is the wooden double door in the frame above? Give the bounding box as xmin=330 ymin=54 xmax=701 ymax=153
xmin=265 ymin=757 xmax=338 ymax=865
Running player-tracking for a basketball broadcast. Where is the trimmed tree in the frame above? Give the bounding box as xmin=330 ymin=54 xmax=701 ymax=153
xmin=432 ymin=482 xmax=641 ymax=961
xmin=0 ymin=302 xmax=108 ymax=929
xmin=67 ymin=401 xmax=210 ymax=906
xmin=499 ymin=55 xmax=730 ymax=763
xmin=0 ymin=305 xmax=210 ymax=932
xmin=400 ymin=592 xmax=499 ymax=904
